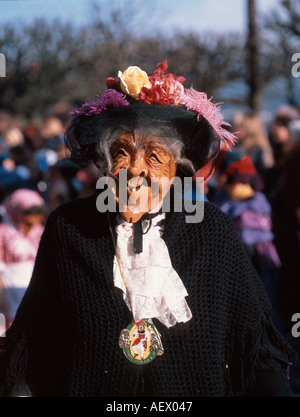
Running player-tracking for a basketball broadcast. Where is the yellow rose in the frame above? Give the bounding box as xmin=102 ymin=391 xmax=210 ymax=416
xmin=118 ymin=66 xmax=152 ymax=99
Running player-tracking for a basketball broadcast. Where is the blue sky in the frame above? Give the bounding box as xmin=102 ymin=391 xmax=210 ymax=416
xmin=0 ymin=0 xmax=282 ymax=34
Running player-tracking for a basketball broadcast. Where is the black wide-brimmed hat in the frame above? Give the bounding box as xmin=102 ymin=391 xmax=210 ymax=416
xmin=66 ymin=61 xmax=236 ymax=174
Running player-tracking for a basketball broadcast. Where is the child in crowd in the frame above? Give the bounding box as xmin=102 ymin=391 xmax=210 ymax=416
xmin=211 ymin=151 xmax=282 ymax=326
xmin=0 ymin=188 xmax=45 ymax=332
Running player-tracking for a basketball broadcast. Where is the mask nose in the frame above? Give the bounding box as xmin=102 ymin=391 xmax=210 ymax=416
xmin=128 ymin=154 xmax=148 ymax=179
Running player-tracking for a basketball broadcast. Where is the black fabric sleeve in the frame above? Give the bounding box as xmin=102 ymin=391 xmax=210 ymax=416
xmin=247 ymin=323 xmax=295 ymax=396
xmin=249 ymin=369 xmax=293 ymax=397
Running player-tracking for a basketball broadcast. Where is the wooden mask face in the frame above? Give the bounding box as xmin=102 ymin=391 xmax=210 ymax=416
xmin=109 ymin=132 xmax=176 ymax=223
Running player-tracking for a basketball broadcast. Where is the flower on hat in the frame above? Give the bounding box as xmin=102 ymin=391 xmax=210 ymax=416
xmin=118 ymin=66 xmax=152 ymax=99
xmin=139 ymin=61 xmax=186 ymax=105
xmin=70 ymin=61 xmax=237 ymax=148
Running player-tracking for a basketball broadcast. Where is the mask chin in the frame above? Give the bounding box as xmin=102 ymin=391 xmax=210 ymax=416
xmin=119 ymin=209 xmax=145 ymax=224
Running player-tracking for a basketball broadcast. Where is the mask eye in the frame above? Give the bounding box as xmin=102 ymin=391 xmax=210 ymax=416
xmin=149 ymin=152 xmax=162 ymax=163
xmin=113 ymin=149 xmax=127 ymax=158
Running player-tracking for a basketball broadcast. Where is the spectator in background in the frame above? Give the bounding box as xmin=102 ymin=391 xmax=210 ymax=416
xmin=45 ymin=158 xmax=84 ymax=212
xmin=39 ymin=117 xmax=65 ymax=150
xmin=23 ymin=117 xmax=47 ymax=154
xmin=0 ymin=112 xmax=12 ymax=140
xmin=270 ymin=137 xmax=300 ymax=396
xmin=265 ymin=105 xmax=300 ymax=203
xmin=271 ymin=140 xmax=300 ymax=334
xmin=33 ymin=115 xmax=86 ymax=210
xmin=31 ymin=117 xmax=65 ymax=174
xmin=0 ymin=126 xmax=41 ymax=201
xmin=231 ymin=112 xmax=275 ymax=181
xmin=211 ymin=151 xmax=282 ymax=328
xmin=268 ymin=105 xmax=299 ymax=164
xmin=0 ymin=188 xmax=46 ymax=331
xmin=288 ymin=119 xmax=300 ymax=144
xmin=52 ymin=101 xmax=73 ymax=128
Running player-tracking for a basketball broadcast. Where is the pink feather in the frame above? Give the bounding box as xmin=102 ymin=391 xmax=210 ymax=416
xmin=179 ymin=87 xmax=237 ymax=148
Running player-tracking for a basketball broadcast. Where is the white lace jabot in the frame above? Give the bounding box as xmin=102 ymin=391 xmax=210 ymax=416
xmin=113 ymin=213 xmax=192 ymax=328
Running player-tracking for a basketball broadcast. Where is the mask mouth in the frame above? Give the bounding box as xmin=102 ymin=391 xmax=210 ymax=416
xmin=127 ymin=176 xmax=148 ymax=193
xmin=127 ymin=183 xmax=142 ymax=193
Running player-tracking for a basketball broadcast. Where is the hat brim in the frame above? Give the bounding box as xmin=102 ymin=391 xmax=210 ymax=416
xmin=70 ymin=102 xmax=215 ymax=172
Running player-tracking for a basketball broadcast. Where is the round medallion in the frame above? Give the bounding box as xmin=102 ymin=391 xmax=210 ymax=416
xmin=119 ymin=319 xmax=163 ymax=365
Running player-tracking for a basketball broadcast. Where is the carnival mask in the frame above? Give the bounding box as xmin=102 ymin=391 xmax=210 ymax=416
xmin=109 ymin=132 xmax=176 ymax=223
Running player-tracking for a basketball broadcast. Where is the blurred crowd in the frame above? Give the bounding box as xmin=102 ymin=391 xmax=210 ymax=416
xmin=0 ymin=102 xmax=99 ymax=335
xmin=208 ymin=105 xmax=300 ymax=334
xmin=0 ymin=103 xmax=99 ymax=211
xmin=0 ymin=101 xmax=299 ymax=392
xmin=207 ymin=104 xmax=300 ymax=394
